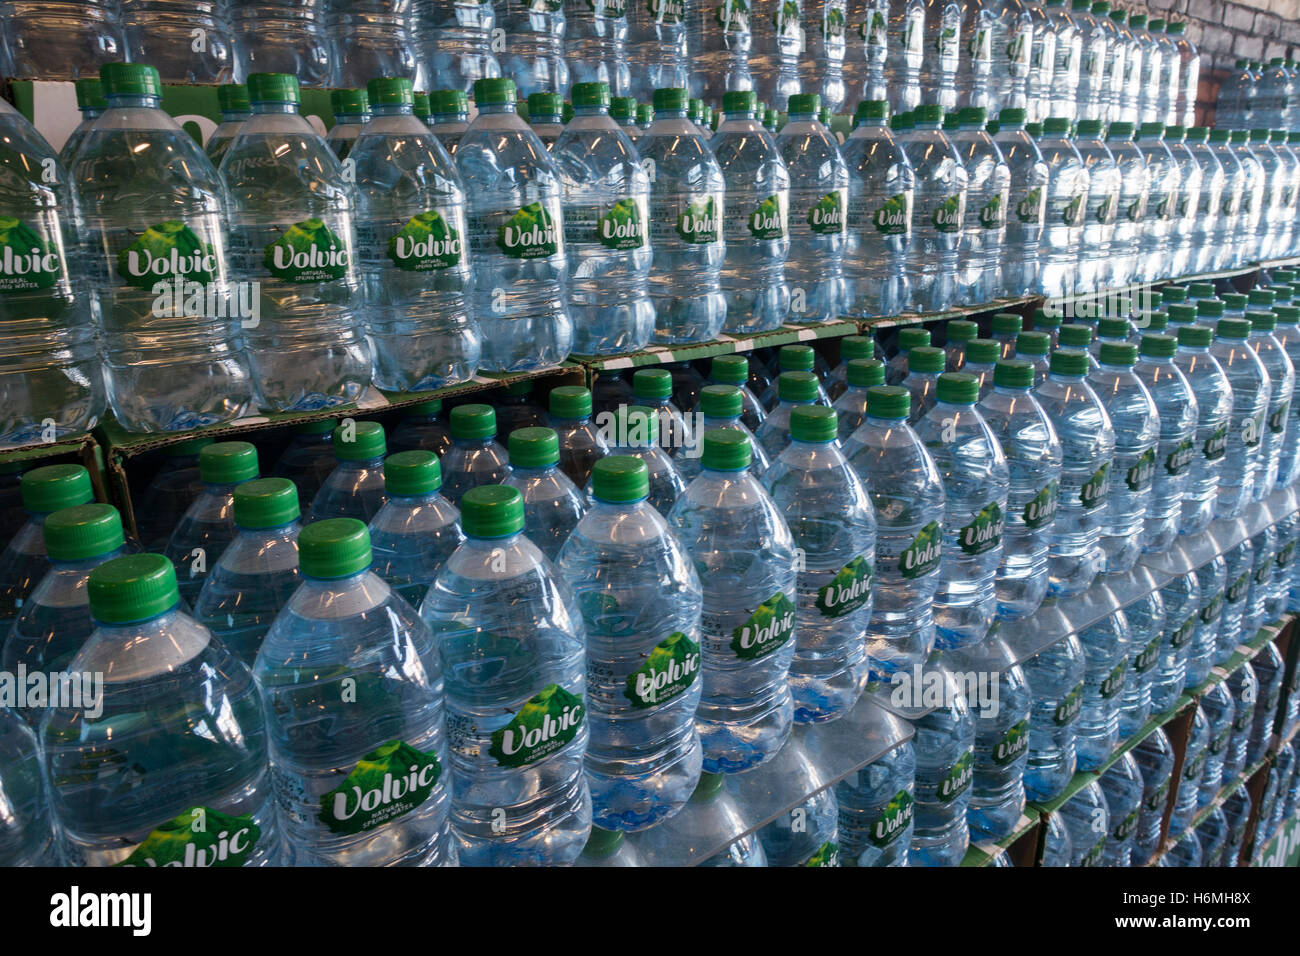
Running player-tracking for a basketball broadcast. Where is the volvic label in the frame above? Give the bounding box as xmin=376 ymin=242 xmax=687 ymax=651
xmin=773 ymin=0 xmax=800 ymax=36
xmin=1203 ymin=421 xmax=1229 ymax=461
xmin=1054 ymin=682 xmax=1084 ymax=727
xmin=815 ymin=555 xmax=873 ymax=618
xmin=264 ymin=217 xmax=350 ymax=282
xmin=1100 ymin=660 xmax=1127 ymax=699
xmin=1006 ymin=26 xmax=1030 ymax=69
xmin=671 ymin=194 xmax=723 ymax=244
xmin=1094 ymin=193 xmax=1117 ymax=225
xmin=489 ymin=684 xmax=585 ymax=768
xmin=117 ymin=807 xmax=259 ymax=868
xmin=1113 ymin=806 xmax=1139 ymax=843
xmin=624 ymin=632 xmax=701 ymax=709
xmin=992 ymin=719 xmax=1030 ymax=766
xmin=1023 ymin=479 xmax=1059 ymax=530
xmin=1144 ymin=776 xmax=1170 ymax=813
xmin=870 ymin=192 xmax=911 ymax=235
xmin=1224 ymin=571 xmax=1249 ymax=604
xmin=967 ymin=26 xmax=991 ymax=63
xmin=936 ymin=751 xmax=973 ymax=804
xmin=900 ymin=520 xmax=942 ymax=579
xmin=497 ymin=201 xmax=561 ymax=259
xmin=1245 ymin=410 xmax=1265 ymax=449
xmin=1269 ymin=402 xmax=1289 ymax=434
xmin=0 ymin=215 xmax=65 ymax=292
xmin=932 ymin=194 xmax=963 ymax=234
xmin=119 ymin=220 xmax=219 ymax=290
xmin=1199 ymin=591 xmax=1223 ymax=625
xmin=1015 ymin=186 xmax=1044 ymax=224
xmin=1164 ymin=438 xmax=1195 ymax=476
xmin=714 ymin=0 xmax=750 ymax=33
xmin=1079 ymin=461 xmax=1111 ymax=510
xmin=1208 ymin=723 xmax=1232 ymax=756
xmin=934 ymin=24 xmax=958 ymax=57
xmin=1061 ymin=192 xmax=1085 ymax=226
xmin=1079 ymin=836 xmax=1104 ymax=867
xmin=822 ymin=4 xmax=846 ymax=41
xmin=1124 ymin=447 xmax=1156 ymax=492
xmin=318 ymin=740 xmax=443 ymax=835
xmin=1221 ymin=194 xmax=1237 ymax=217
xmin=1169 ymin=614 xmax=1196 ymax=650
xmin=730 ymin=591 xmax=796 ymax=660
xmin=958 ymin=501 xmax=1004 ymax=556
xmin=1133 ymin=633 xmax=1162 ymax=675
xmin=646 ymin=0 xmax=683 ymax=24
xmin=1276 ymin=541 xmax=1295 ymax=573
xmin=803 ymin=842 xmax=839 ymax=866
xmin=744 ymin=194 xmax=788 ymax=241
xmin=862 ymin=9 xmax=886 ymax=47
xmin=978 ymin=195 xmax=1004 ymax=229
xmin=584 ymin=0 xmax=626 ymax=15
xmin=387 ymin=210 xmax=464 ymax=271
xmin=1126 ymin=196 xmax=1145 ymax=222
xmin=1253 ymin=559 xmax=1271 ymax=588
xmin=1182 ymin=747 xmax=1206 ymax=782
xmin=868 ymin=789 xmax=914 ymax=848
xmin=564 ymin=197 xmax=648 ymax=251
xmin=804 ymin=189 xmax=847 ymax=236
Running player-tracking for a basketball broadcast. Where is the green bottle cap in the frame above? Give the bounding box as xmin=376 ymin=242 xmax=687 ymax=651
xmin=958 ymin=106 xmax=988 ymax=127
xmin=1033 ymin=309 xmax=1062 ymax=331
xmin=216 ymin=83 xmax=248 ymax=113
xmin=1026 ymin=121 xmax=1043 ymax=137
xmin=1274 ymin=305 xmax=1300 ymax=324
xmin=1208 ymin=129 xmax=1230 ymax=143
xmin=591 ymin=455 xmax=650 ymax=503
xmin=1216 ymin=318 xmax=1251 ymax=340
xmin=898 ymin=328 xmax=931 ymax=351
xmin=788 ymin=93 xmax=820 ymax=114
xmin=841 ymin=335 xmax=875 ymax=359
xmin=1015 ymin=331 xmax=1051 ymax=357
xmin=1097 ymin=316 xmax=1131 ymax=339
xmin=699 ymin=384 xmax=743 ymax=418
xmin=76 ymin=77 xmax=108 ymax=110
xmin=100 ymin=62 xmax=161 ymax=98
xmin=652 ymin=87 xmax=687 ymax=111
xmin=1177 ymin=324 xmax=1214 ymax=348
xmin=1196 ymin=299 xmax=1225 ymax=318
xmin=1188 ymin=282 xmax=1216 ymax=297
xmin=1166 ymin=303 xmax=1197 ymax=324
xmin=1166 ymin=124 xmax=1186 ymax=140
xmin=998 ymin=107 xmax=1027 ymax=126
xmin=1058 ymin=324 xmax=1093 ymax=347
xmin=508 ymin=427 xmax=560 ymax=468
xmin=1050 ymin=349 xmax=1089 ymax=376
xmin=1098 ymin=342 xmax=1138 ymax=366
xmin=199 ymin=441 xmax=259 ymax=484
xmin=907 ymin=346 xmax=945 ymax=373
xmin=856 ymin=100 xmax=888 ymax=120
xmin=298 ymin=517 xmax=372 ymax=578
xmin=571 ymin=82 xmax=611 ymax=108
xmin=964 ymin=338 xmax=1001 ymax=364
xmin=1269 ymin=285 xmax=1292 ymax=304
xmin=701 ymin=428 xmax=752 ymax=471
xmin=1248 ymin=310 xmax=1277 ymax=332
xmin=936 ymin=372 xmax=979 ymax=404
xmin=992 ymin=312 xmax=1023 ymax=336
xmin=610 ymin=96 xmax=636 ymax=121
xmin=618 ymin=405 xmax=659 ymax=444
xmin=20 ymin=464 xmax=93 ymax=514
xmin=247 ymin=72 xmax=300 ymax=104
xmin=474 ymin=77 xmax=517 ymax=105
xmin=692 ymin=771 xmax=726 ymax=802
xmin=43 ymin=503 xmax=125 ymax=561
xmin=1139 ymin=334 xmax=1177 ymax=359
xmin=867 ymin=385 xmax=909 ymax=419
xmin=778 ymin=344 xmax=817 ymax=371
xmin=332 ymin=421 xmax=386 ymax=461
xmin=383 ymin=451 xmax=443 ymax=496
xmin=1076 ymin=118 xmax=1103 ymax=136
xmin=1161 ymin=286 xmax=1188 ymax=304
xmin=549 ymin=385 xmax=593 ymax=419
xmin=722 ymin=90 xmax=758 ymax=114
xmin=460 ymin=485 xmax=525 ymax=537
xmin=505 ymin=380 xmax=535 ymax=397
xmin=632 ymin=367 xmax=674 ymax=399
xmin=915 ymin=104 xmax=944 ymax=124
xmin=1250 ymin=128 xmax=1272 ymax=142
xmin=789 ymin=405 xmax=837 ymax=443
xmin=1248 ymin=289 xmax=1275 ymax=307
xmin=994 ymin=359 xmax=1034 ymax=389
xmin=430 ymin=88 xmax=469 ymax=114
xmin=1042 ymin=116 xmax=1071 ymax=135
xmin=1106 ymin=121 xmax=1135 ymax=140
xmin=450 ymin=404 xmax=497 ymax=440
xmin=87 ymin=553 xmax=180 ymax=624
xmin=846 ymin=358 xmax=886 ymax=388
xmin=947 ymin=320 xmax=978 ymax=342
xmin=367 ymin=77 xmax=413 ymax=107
xmin=710 ymin=354 xmax=750 ymax=385
xmin=778 ymin=371 xmax=819 ymax=403
xmin=231 ymin=477 xmax=300 ymax=528
xmin=688 ymin=98 xmax=704 ymax=122
xmin=1221 ymin=292 xmax=1248 ymax=310
xmin=331 ymin=88 xmax=370 ymax=115
xmin=1185 ymin=126 xmax=1209 ymax=142
xmin=1138 ymin=310 xmax=1168 ymax=332
xmin=637 ymin=104 xmax=654 ymax=124
xmin=413 ymin=91 xmax=431 ymax=118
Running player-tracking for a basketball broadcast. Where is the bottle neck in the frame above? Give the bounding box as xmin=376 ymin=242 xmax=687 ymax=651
xmin=453 ymin=435 xmax=495 ymax=448
xmin=574 ymin=105 xmax=608 ymax=117
xmin=252 ymin=102 xmax=300 ymax=115
xmin=480 ymin=102 xmax=517 ymax=116
xmin=106 ymin=93 xmax=161 ymax=110
xmin=220 ymin=109 xmax=251 ymax=122
xmin=304 ymin=568 xmax=370 ymax=587
xmin=432 ymin=111 xmax=468 ymax=124
xmin=372 ymin=104 xmax=413 ymax=118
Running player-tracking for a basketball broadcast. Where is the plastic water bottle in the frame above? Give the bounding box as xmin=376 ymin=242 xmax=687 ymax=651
xmin=755 ymin=371 xmax=822 ymax=459
xmin=1014 ymin=331 xmax=1051 ymax=385
xmin=73 ymin=63 xmax=254 ymax=431
xmin=326 ymin=89 xmax=371 ymax=161
xmin=204 ymin=83 xmax=252 ymax=166
xmin=1276 ymin=308 xmax=1300 ymax=485
xmin=667 ymin=429 xmax=796 ymax=773
xmin=1232 ymin=131 xmax=1265 ymax=266
xmin=915 ymin=372 xmax=1006 ymax=649
xmin=1022 ymin=633 xmax=1086 ymax=802
xmin=273 ymin=419 xmax=341 ymax=513
xmin=1131 ymin=725 xmax=1174 ymax=864
xmin=0 ymin=0 xmax=121 ymax=80
xmin=1169 ymin=703 xmax=1208 ymax=836
xmin=910 ymin=661 xmax=974 ymax=867
xmin=1219 ymin=539 xmax=1254 ymax=663
xmin=1220 ymin=784 xmax=1251 ymax=865
xmin=1130 ymin=334 xmax=1196 ymax=552
xmin=900 ymin=104 xmax=967 ymax=312
xmin=626 ymin=0 xmax=688 ymax=100
xmin=1119 ymin=589 xmax=1164 ymax=735
xmin=962 ymin=649 xmax=1031 ymax=844
xmin=951 ymin=107 xmax=1008 ymax=304
xmin=686 ymin=0 xmax=754 ymax=103
xmin=1248 ymin=640 xmax=1285 ymax=767
xmin=1212 ymin=317 xmax=1271 ymax=518
xmin=192 ymin=478 xmax=302 ymax=668
xmin=348 ymin=78 xmax=480 ymax=392
xmin=776 ymin=94 xmax=848 ymax=324
xmin=885 ymin=327 xmax=930 ymax=386
xmin=457 ymin=78 xmax=572 ymax=372
xmin=748 ymin=0 xmax=803 ymax=111
xmin=757 ymin=744 xmax=841 ymax=866
xmin=0 ymin=708 xmax=57 ymax=864
xmin=1095 ymin=749 xmax=1142 ymax=866
xmin=306 ymin=421 xmax=389 ymax=523
xmin=413 ymin=0 xmax=499 ymax=94
xmin=835 ymin=739 xmax=915 ymax=867
xmin=550 ymin=83 xmax=654 ymax=356
xmin=495 ymin=0 xmax=567 ymax=98
xmin=2 ymin=504 xmax=128 ymax=723
xmin=1208 ymin=130 xmax=1245 ymax=271
xmin=1088 ymin=342 xmax=1158 ymax=575
xmin=164 ymin=442 xmax=260 ymax=607
xmin=842 ymin=385 xmax=943 ymax=675
xmin=1223 ymin=662 xmax=1257 ymax=783
xmin=501 ymin=427 xmax=587 ymax=562
xmin=1247 ymin=310 xmax=1295 ymax=499
xmin=1183 ymin=127 xmax=1223 ymax=276
xmin=1076 ymin=608 xmax=1131 ymax=771
xmin=325 ymin=0 xmax=421 ymax=89
xmin=1071 ymin=118 xmax=1118 ymax=293
xmin=418 ymin=486 xmax=590 ymax=863
xmin=1162 ymin=125 xmax=1199 ymax=276
xmin=1038 ymin=807 xmax=1073 ymax=866
xmin=1186 ymin=557 xmax=1224 ymax=689
xmin=678 ymin=385 xmax=771 ymax=482
xmin=1131 ymin=122 xmax=1179 ymax=283
xmin=903 ymin=346 xmax=945 ymax=424
xmin=991 ymin=107 xmax=1047 ymax=297
xmin=832 ymin=358 xmax=886 ymax=441
xmin=546 ymin=385 xmax=609 ymax=487
xmin=1153 ymin=571 xmax=1199 ymax=713
xmin=1171 ymin=324 xmax=1231 ymax=534
xmin=439 ymin=404 xmax=511 ymax=505
xmin=763 ymin=405 xmax=875 ymax=722
xmin=59 ymin=76 xmax=108 ymax=167
xmin=1093 ymin=121 xmax=1140 ymax=287
xmin=229 ymin=0 xmax=330 ymax=87
xmin=1199 ymin=680 xmax=1235 ymax=807
xmin=1044 ymin=0 xmax=1082 ymax=120
xmin=222 ymin=73 xmax=370 ymax=410
xmin=1059 ymin=783 xmax=1111 ymax=868
xmin=712 ymin=91 xmax=791 ymax=335
xmin=1035 ymin=115 xmax=1088 ymax=298
xmin=426 ymin=89 xmax=470 ymax=156
xmin=367 ymin=451 xmax=463 ymax=610
xmin=598 ymin=405 xmax=684 ymax=517
xmin=388 ymin=398 xmax=452 ymax=455
xmin=632 ymin=771 xmax=766 ymax=865
xmin=562 ymin=0 xmax=629 ymax=95
xmin=978 ymin=359 xmax=1061 ymax=619
xmin=800 ymin=0 xmax=848 ymax=112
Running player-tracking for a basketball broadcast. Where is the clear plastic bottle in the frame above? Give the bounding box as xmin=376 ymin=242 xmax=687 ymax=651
xmin=1220 ymin=539 xmax=1254 ymax=663
xmin=59 ymin=76 xmax=108 ymax=168
xmin=351 ymin=77 xmax=479 ymax=392
xmin=962 ymin=648 xmax=1031 ymax=843
xmin=1186 ymin=557 xmax=1224 ymax=690
xmin=836 ymin=739 xmax=915 ymax=867
xmin=1072 ymin=0 xmax=1107 ymax=121
xmin=802 ymin=0 xmax=849 ymax=112
xmin=0 ymin=708 xmax=57 ymax=864
xmin=763 ymin=405 xmax=875 ymax=722
xmin=1014 ymin=330 xmax=1051 ymax=385
xmin=134 ymin=440 xmax=214 ymax=550
xmin=1232 ymin=130 xmax=1264 ymax=266
xmin=0 ymin=1 xmax=121 ymax=80
xmin=1211 ymin=317 xmax=1271 ymax=518
xmin=1130 ymin=334 xmax=1195 ymax=553
xmin=457 ymin=78 xmax=572 ymax=372
xmin=667 ymin=428 xmax=796 ymax=773
xmin=501 ymin=427 xmax=587 ymax=562
xmin=1247 ymin=310 xmax=1295 ymax=500
xmin=306 ymin=421 xmax=389 ymax=523
xmin=164 ymin=441 xmax=260 ymax=607
xmin=425 ymin=89 xmax=470 ymax=158
xmin=1245 ymin=526 xmax=1276 ymax=640
xmin=993 ymin=107 xmax=1048 ymax=297
xmin=750 ymin=0 xmax=804 ymax=110
xmin=1022 ymin=632 xmax=1086 ymax=801
xmin=1119 ymin=589 xmax=1164 ymax=736
xmin=1162 ymin=125 xmax=1200 ymax=277
xmin=1220 ymin=784 xmax=1251 ymax=866
xmin=413 ymin=0 xmax=500 ymax=94
xmin=551 ymin=82 xmax=654 ymax=356
xmin=1076 ymin=608 xmax=1130 ymax=771
xmin=632 ymin=771 xmax=767 ymax=865
xmin=273 ymin=419 xmax=341 ymax=512
xmin=1087 ymin=342 xmax=1157 ymax=575
xmin=951 ymin=106 xmax=1009 ymax=304
xmin=1102 ymin=120 xmax=1147 ymax=288
xmin=678 ymin=385 xmax=772 ymax=481
xmin=367 ymin=451 xmax=463 ymax=609
xmin=1035 ymin=115 xmax=1088 ymax=299
xmin=902 ymin=346 xmax=945 ymax=424
xmin=832 ymin=358 xmax=886 ymax=441
xmin=326 ymin=0 xmax=421 ymax=89
xmin=1169 ymin=324 xmax=1230 ymax=535
xmin=495 ymin=0 xmax=567 ymax=98
xmin=685 ymin=0 xmax=754 ymax=102
xmin=626 ymin=0 xmax=688 ymax=99
xmin=1130 ymin=725 xmax=1175 ymax=865
xmin=1222 ymin=661 xmax=1257 ymax=781
xmin=1181 ymin=128 xmax=1222 ymax=275
xmin=910 ymin=659 xmax=974 ymax=867
xmin=193 ymin=478 xmax=302 ymax=668
xmin=756 ymin=743 xmax=840 ymax=865
xmin=887 ymin=327 xmax=931 ymax=386
xmin=73 ymin=63 xmax=254 ymax=431
xmin=561 ymin=0 xmax=630 ymax=95
xmin=229 ymin=0 xmax=330 ymax=87
xmin=204 ymin=83 xmax=252 ymax=166
xmin=47 ymin=552 xmax=279 ymax=866
xmin=1168 ymin=703 xmax=1209 ymax=836
xmin=1208 ymin=130 xmax=1245 ymax=271
xmin=600 ymin=405 xmax=686 ymax=516
xmin=1131 ymin=122 xmax=1180 ymax=283
xmin=222 ymin=72 xmax=370 ymax=411
xmin=546 ymin=385 xmax=609 ymax=487
xmin=1097 ymin=749 xmax=1143 ymax=866
xmin=326 ymin=88 xmax=371 ymax=160
xmin=1273 ymin=305 xmax=1300 ymax=485
xmin=439 ymin=403 xmax=511 ymax=505
xmin=900 ymin=103 xmax=968 ymax=312
xmin=755 ymin=370 xmax=821 ymax=459
xmin=1072 ymin=118 xmax=1118 ymax=294
xmin=1199 ymin=679 xmax=1236 ymax=807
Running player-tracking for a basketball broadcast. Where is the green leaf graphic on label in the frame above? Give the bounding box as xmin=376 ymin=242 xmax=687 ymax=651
xmin=774 ymin=0 xmax=800 ymax=33
xmin=868 ymin=788 xmax=914 ymax=847
xmin=934 ymin=25 xmax=957 ymax=54
xmin=1015 ymin=186 xmax=1043 ymax=223
xmin=646 ymin=0 xmax=683 ymax=23
xmin=1269 ymin=402 xmax=1289 ymax=434
xmin=808 ymin=191 xmax=845 ymax=235
xmin=1079 ymin=461 xmax=1110 ymax=510
xmin=1208 ymin=725 xmax=1231 ymax=756
xmin=1183 ymin=748 xmax=1206 ymax=781
xmin=992 ymin=719 xmax=1030 ymax=766
xmin=1100 ymin=660 xmax=1127 ymax=699
xmin=118 ymin=220 xmax=218 ymax=291
xmin=1080 ymin=837 xmax=1105 ymax=867
xmin=873 ymin=193 xmax=910 ymax=234
xmin=1113 ymin=806 xmax=1139 ymax=842
xmin=1276 ymin=541 xmax=1295 ymax=571
xmin=816 ymin=555 xmax=873 ymax=618
xmin=803 ymin=841 xmax=839 ymax=866
xmin=1126 ymin=198 xmax=1145 ymax=222
xmin=936 ymin=751 xmax=973 ymax=803
xmin=1199 ymin=592 xmax=1222 ymax=625
xmin=1125 ymin=447 xmax=1156 ymax=492
xmin=489 ymin=684 xmax=585 ymax=768
xmin=264 ymin=217 xmax=349 ymax=282
xmin=1169 ymin=615 xmax=1196 ymax=649
xmin=624 ymin=632 xmax=701 ymax=708
xmin=1133 ymin=633 xmax=1161 ymax=674
xmin=1164 ymin=438 xmax=1194 ymax=476
xmin=1095 ymin=194 xmax=1116 ymax=224
xmin=748 ymin=194 xmax=787 ymax=240
xmin=1144 ymin=776 xmax=1170 ymax=813
xmin=958 ymin=501 xmax=1004 ymax=556
xmin=1254 ymin=560 xmax=1271 ymax=587
xmin=714 ymin=0 xmax=750 ymax=31
xmin=900 ymin=520 xmax=942 ymax=579
xmin=823 ymin=7 xmax=845 ymax=38
xmin=1225 ymin=572 xmax=1249 ymax=604
xmin=1203 ymin=421 xmax=1228 ymax=461
xmin=1062 ymin=193 xmax=1084 ymax=226
xmin=1023 ymin=479 xmax=1059 ymax=530
xmin=978 ymin=194 xmax=1004 ymax=228
xmin=117 ymin=807 xmax=259 ymax=867
xmin=318 ymin=740 xmax=443 ymax=835
xmin=932 ymin=194 xmax=962 ymax=233
xmin=863 ymin=10 xmax=885 ymax=43
xmin=0 ymin=216 xmax=60 ymax=291
xmin=497 ymin=202 xmax=561 ymax=259
xmin=387 ymin=210 xmax=463 ymax=271
xmin=598 ymin=198 xmax=646 ymax=250
xmin=677 ymin=196 xmax=721 ymax=243
xmin=1053 ymin=682 xmax=1083 ymax=727
xmin=730 ymin=591 xmax=796 ymax=660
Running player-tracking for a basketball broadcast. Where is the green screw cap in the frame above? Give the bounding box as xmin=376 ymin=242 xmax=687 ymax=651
xmin=856 ymin=99 xmax=888 ymax=120
xmin=1137 ymin=310 xmax=1168 ymax=332
xmin=1249 ymin=289 xmax=1276 ymax=307
xmin=653 ymin=87 xmax=688 ymax=111
xmin=778 ymin=371 xmax=819 ymax=403
xmin=998 ymin=107 xmax=1027 ymax=125
xmin=1107 ymin=121 xmax=1135 ymax=140
xmin=898 ymin=328 xmax=931 ymax=351
xmin=632 ymin=367 xmax=674 ymax=399
xmin=1221 ymin=292 xmax=1248 ymax=311
xmin=383 ymin=451 xmax=443 ymax=497
xmin=915 ymin=104 xmax=943 ymax=124
xmin=1042 ymin=116 xmax=1071 ymax=135
xmin=610 ymin=96 xmax=636 ymax=121
xmin=331 ymin=88 xmax=369 ymax=115
xmin=947 ymin=320 xmax=978 ymax=343
xmin=367 ymin=77 xmax=413 ymax=107
xmin=474 ymin=77 xmax=517 ymax=105
xmin=430 ymin=88 xmax=469 ymax=114
xmin=549 ymin=385 xmax=593 ymax=419
xmin=788 ymin=93 xmax=820 ymax=114
xmin=43 ymin=503 xmax=125 ymax=562
xmin=100 ymin=62 xmax=161 ymax=98
xmin=1139 ymin=334 xmax=1177 ymax=359
xmin=450 ymin=404 xmax=497 ymax=440
xmin=508 ymin=426 xmax=560 ymax=468
xmin=936 ymin=372 xmax=978 ymax=404
xmin=722 ymin=90 xmax=758 ymax=114
xmin=699 ymin=384 xmax=743 ymax=418
xmin=460 ymin=485 xmax=525 ymax=538
xmin=1177 ymin=324 xmax=1214 ymax=348
xmin=618 ymin=405 xmax=660 ymax=444
xmin=1217 ymin=318 xmax=1252 ymax=340
xmin=1058 ymin=324 xmax=1093 ymax=347
xmin=332 ymin=421 xmax=386 ymax=462
xmin=20 ymin=464 xmax=93 ymax=514
xmin=846 ymin=358 xmax=886 ymax=388
xmin=200 ymin=441 xmax=259 ymax=484
xmin=1098 ymin=342 xmax=1138 ymax=366
xmin=215 ymin=83 xmax=247 ymax=113
xmin=701 ymin=428 xmax=752 ymax=471
xmin=1196 ymin=299 xmax=1225 ymax=318
xmin=298 ymin=518 xmax=372 ymax=578
xmin=1097 ymin=317 xmax=1131 ymax=339
xmin=232 ymin=477 xmax=300 ymax=528
xmin=992 ymin=313 xmax=1023 ymax=336
xmin=591 ymin=455 xmax=650 ymax=503
xmin=867 ymin=385 xmax=909 ymax=419
xmin=841 ymin=335 xmax=875 ymax=359
xmin=1015 ymin=331 xmax=1051 ymax=356
xmin=571 ymin=81 xmax=611 ymax=108
xmin=1248 ymin=310 xmax=1277 ymax=332
xmin=1274 ymin=305 xmax=1300 ymax=324
xmin=964 ymin=338 xmax=1001 ymax=364
xmin=994 ymin=359 xmax=1034 ymax=389
xmin=778 ymin=344 xmax=817 ymax=372
xmin=247 ymin=72 xmax=300 ymax=104
xmin=1050 ymin=349 xmax=1089 ymax=376
xmin=710 ymin=354 xmax=750 ymax=385
xmin=413 ymin=91 xmax=431 ymax=118
xmin=1076 ymin=118 xmax=1103 ymax=137
xmin=582 ymin=826 xmax=626 ymax=858
xmin=1167 ymin=303 xmax=1197 ymax=324
xmin=789 ymin=405 xmax=837 ymax=443
xmin=87 ymin=553 xmax=180 ymax=625
xmin=907 ymin=346 xmax=945 ymax=374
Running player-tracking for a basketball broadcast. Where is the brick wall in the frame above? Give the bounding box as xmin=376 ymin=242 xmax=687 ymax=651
xmin=1130 ymin=0 xmax=1300 ymax=124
